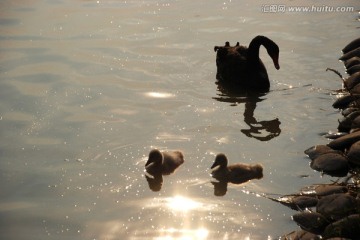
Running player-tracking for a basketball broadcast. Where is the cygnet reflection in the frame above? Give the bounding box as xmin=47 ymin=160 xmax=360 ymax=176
xmin=144 ymin=149 xmax=184 ymax=192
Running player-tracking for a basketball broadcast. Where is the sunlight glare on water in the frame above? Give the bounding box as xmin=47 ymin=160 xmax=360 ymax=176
xmin=156 ymin=227 xmax=209 ymax=240
xmin=145 ymin=91 xmax=176 ymax=98
xmin=166 ymin=195 xmax=202 ymax=212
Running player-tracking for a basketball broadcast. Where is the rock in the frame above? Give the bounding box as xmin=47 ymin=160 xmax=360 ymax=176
xmin=323 ymin=214 xmax=360 ymax=239
xmin=324 ymin=132 xmax=348 ymax=140
xmin=346 ymin=140 xmax=360 ymax=166
xmin=310 ymin=153 xmax=349 ymax=177
xmin=281 ymin=229 xmax=320 ymax=240
xmin=350 ymin=83 xmax=360 ymax=94
xmin=342 ymin=38 xmax=360 ymax=54
xmin=316 ymin=193 xmax=358 ymax=221
xmin=277 ymin=195 xmax=318 ymax=210
xmin=344 ymin=56 xmax=360 ymax=70
xmin=342 ymin=107 xmax=358 ymax=117
xmin=332 ymin=94 xmax=357 ymax=109
xmin=340 ymin=47 xmax=360 ymax=61
xmin=349 ymin=128 xmax=360 ymax=134
xmin=292 ymin=196 xmax=318 ymax=209
xmin=304 ymin=145 xmax=340 ymax=160
xmin=312 ymin=185 xmax=348 ymax=197
xmin=292 ymin=212 xmax=329 ymax=234
xmin=346 ymin=64 xmax=360 ymax=75
xmin=337 ymin=111 xmax=360 ymax=132
xmin=344 ymin=72 xmax=360 ymax=90
xmin=328 ymin=130 xmax=360 ymax=150
xmin=351 ymin=115 xmax=360 ymax=130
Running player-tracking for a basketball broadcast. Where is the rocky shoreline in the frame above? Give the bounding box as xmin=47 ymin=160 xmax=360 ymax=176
xmin=280 ymin=37 xmax=360 ymax=239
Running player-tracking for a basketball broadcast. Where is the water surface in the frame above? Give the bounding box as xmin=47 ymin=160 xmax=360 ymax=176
xmin=0 ymin=0 xmax=359 ymax=239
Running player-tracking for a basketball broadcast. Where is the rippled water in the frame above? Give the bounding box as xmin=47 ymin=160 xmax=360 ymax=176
xmin=0 ymin=0 xmax=359 ymax=239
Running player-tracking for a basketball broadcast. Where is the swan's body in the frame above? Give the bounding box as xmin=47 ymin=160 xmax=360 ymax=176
xmin=214 ymin=36 xmax=280 ymax=91
xmin=210 ymin=153 xmax=263 ymax=184
xmin=145 ymin=149 xmax=184 ymax=176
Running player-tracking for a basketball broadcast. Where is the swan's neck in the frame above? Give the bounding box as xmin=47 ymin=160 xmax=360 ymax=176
xmin=248 ymin=36 xmax=274 ymax=62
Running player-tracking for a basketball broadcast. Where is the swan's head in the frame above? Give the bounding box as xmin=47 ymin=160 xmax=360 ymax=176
xmin=211 ymin=153 xmax=228 ymax=170
xmin=267 ymin=44 xmax=280 ymax=70
xmin=145 ymin=149 xmax=163 ymax=169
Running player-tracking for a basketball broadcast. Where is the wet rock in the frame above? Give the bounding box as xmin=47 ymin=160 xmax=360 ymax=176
xmin=341 ymin=107 xmax=359 ymax=117
xmin=348 ymin=99 xmax=360 ymax=109
xmin=342 ymin=38 xmax=360 ymax=54
xmin=323 ymin=214 xmax=360 ymax=239
xmin=315 ymin=185 xmax=348 ymax=196
xmin=328 ymin=130 xmax=360 ymax=150
xmin=346 ymin=140 xmax=360 ymax=166
xmin=325 ymin=238 xmax=353 ymax=240
xmin=310 ymin=153 xmax=349 ymax=177
xmin=337 ymin=111 xmax=360 ymax=132
xmin=344 ymin=72 xmax=360 ymax=90
xmin=339 ymin=47 xmax=360 ymax=61
xmin=304 ymin=184 xmax=348 ymax=197
xmin=276 ymin=195 xmax=318 ymax=210
xmin=332 ymin=94 xmax=357 ymax=109
xmin=291 ymin=196 xmax=318 ymax=210
xmin=344 ymin=56 xmax=360 ymax=70
xmin=304 ymin=145 xmax=340 ymax=160
xmin=281 ymin=229 xmax=320 ymax=240
xmin=324 ymin=132 xmax=348 ymax=140
xmin=316 ymin=193 xmax=358 ymax=221
xmin=292 ymin=212 xmax=329 ymax=234
xmin=349 ymin=128 xmax=360 ymax=134
xmin=350 ymin=83 xmax=360 ymax=94
xmin=346 ymin=64 xmax=360 ymax=75
xmin=351 ymin=115 xmax=360 ymax=130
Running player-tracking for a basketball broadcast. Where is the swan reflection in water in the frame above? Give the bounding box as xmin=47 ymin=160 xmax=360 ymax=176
xmin=213 ymin=82 xmax=281 ymax=141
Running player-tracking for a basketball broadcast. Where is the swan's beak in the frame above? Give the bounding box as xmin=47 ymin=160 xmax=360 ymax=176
xmin=272 ymin=55 xmax=280 ymax=70
xmin=275 ymin=62 xmax=280 ymax=70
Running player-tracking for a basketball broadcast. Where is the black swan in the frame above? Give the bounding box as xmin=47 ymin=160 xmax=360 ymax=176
xmin=210 ymin=153 xmax=263 ymax=184
xmin=214 ymin=35 xmax=280 ymax=91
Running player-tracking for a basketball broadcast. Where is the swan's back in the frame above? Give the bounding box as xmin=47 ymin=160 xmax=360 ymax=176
xmin=214 ymin=41 xmax=270 ymax=90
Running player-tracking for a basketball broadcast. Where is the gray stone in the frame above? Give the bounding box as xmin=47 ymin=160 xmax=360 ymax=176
xmin=292 ymin=212 xmax=329 ymax=234
xmin=328 ymin=131 xmax=360 ymax=150
xmin=316 ymin=194 xmax=358 ymax=221
xmin=323 ymin=214 xmax=360 ymax=239
xmin=310 ymin=153 xmax=349 ymax=177
xmin=346 ymin=140 xmax=360 ymax=166
xmin=304 ymin=145 xmax=340 ymax=160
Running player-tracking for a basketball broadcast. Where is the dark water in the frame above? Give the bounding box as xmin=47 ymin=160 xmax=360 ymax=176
xmin=0 ymin=0 xmax=359 ymax=239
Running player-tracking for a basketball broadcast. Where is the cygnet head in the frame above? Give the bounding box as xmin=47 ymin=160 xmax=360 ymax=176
xmin=145 ymin=149 xmax=163 ymax=169
xmin=251 ymin=164 xmax=264 ymax=179
xmin=211 ymin=153 xmax=228 ymax=170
